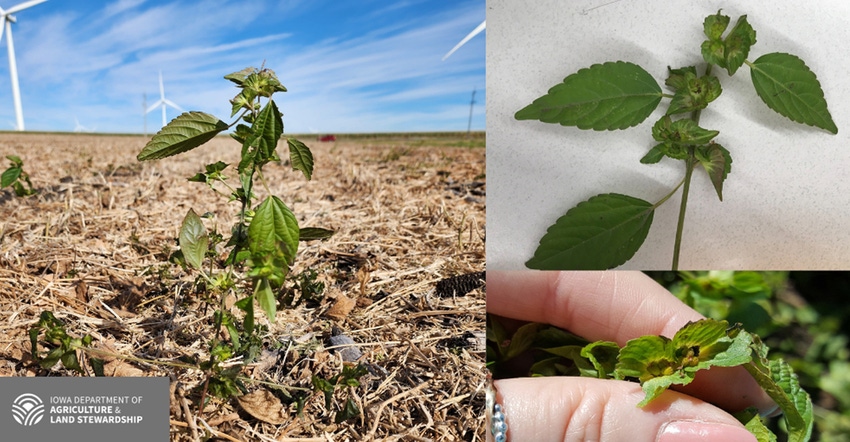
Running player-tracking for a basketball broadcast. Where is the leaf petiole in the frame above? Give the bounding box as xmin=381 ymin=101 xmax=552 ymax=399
xmin=672 ymin=155 xmax=697 ymax=270
xmin=651 ymin=173 xmax=686 ymax=210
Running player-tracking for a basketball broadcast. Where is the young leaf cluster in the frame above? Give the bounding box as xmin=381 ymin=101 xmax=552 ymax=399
xmin=1 ymin=155 xmax=37 ymax=197
xmin=517 ymin=11 xmax=837 ymax=270
xmin=29 ymin=311 xmax=100 ymax=375
xmin=312 ymin=364 xmax=369 ymax=423
xmin=487 ymin=316 xmax=815 ymax=442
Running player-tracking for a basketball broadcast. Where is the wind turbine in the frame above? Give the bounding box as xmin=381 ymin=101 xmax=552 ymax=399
xmin=441 ymin=20 xmax=485 ymax=61
xmin=146 ymin=71 xmax=183 ymax=128
xmin=0 ymin=0 xmax=48 ymax=131
xmin=73 ymin=117 xmax=94 ymax=133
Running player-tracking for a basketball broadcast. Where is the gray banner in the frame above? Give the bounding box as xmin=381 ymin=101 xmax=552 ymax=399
xmin=0 ymin=377 xmax=169 ymax=441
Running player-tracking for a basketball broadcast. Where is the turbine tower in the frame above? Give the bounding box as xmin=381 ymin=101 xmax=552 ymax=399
xmin=0 ymin=0 xmax=48 ymax=131
xmin=146 ymin=71 xmax=183 ymax=128
xmin=442 ymin=20 xmax=485 ymax=61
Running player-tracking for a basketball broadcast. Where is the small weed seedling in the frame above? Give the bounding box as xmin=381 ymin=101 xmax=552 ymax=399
xmin=488 ymin=317 xmax=814 ymax=442
xmin=312 ymin=363 xmax=369 ymax=423
xmin=29 ymin=311 xmax=98 ymax=374
xmin=516 ymin=11 xmax=836 ymax=270
xmin=1 ymin=155 xmax=37 ymax=197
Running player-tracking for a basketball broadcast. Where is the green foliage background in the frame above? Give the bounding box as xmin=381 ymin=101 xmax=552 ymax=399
xmin=646 ymin=271 xmax=850 ymax=442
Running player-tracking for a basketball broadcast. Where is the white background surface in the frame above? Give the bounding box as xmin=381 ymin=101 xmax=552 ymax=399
xmin=487 ymin=0 xmax=850 ymax=270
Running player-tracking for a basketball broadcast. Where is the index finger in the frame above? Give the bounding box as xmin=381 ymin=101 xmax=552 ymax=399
xmin=488 ymin=271 xmax=700 ymax=343
xmin=487 ymin=270 xmax=775 ymax=413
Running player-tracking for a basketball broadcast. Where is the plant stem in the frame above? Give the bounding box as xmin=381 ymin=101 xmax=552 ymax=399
xmin=670 ymin=63 xmax=713 ymax=270
xmin=672 ymin=155 xmax=696 ymax=270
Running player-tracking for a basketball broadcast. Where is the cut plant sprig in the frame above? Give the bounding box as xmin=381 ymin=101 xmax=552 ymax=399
xmin=517 ymin=10 xmax=836 ymax=270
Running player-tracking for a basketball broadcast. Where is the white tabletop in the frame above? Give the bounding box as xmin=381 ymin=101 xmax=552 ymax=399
xmin=487 ymin=0 xmax=850 ymax=270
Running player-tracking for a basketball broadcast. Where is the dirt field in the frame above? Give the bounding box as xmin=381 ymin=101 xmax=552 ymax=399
xmin=0 ymin=132 xmax=485 ymax=441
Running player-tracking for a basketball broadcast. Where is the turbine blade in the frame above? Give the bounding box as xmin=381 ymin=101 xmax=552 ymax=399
xmin=442 ymin=20 xmax=485 ymax=61
xmin=6 ymin=19 xmax=24 ymax=130
xmin=146 ymin=100 xmax=164 ymax=114
xmin=6 ymin=0 xmax=48 ymax=15
xmin=158 ymin=70 xmax=165 ymax=99
xmin=162 ymin=99 xmax=183 ymax=112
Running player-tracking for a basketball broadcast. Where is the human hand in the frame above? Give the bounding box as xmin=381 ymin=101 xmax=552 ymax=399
xmin=486 ymin=271 xmax=777 ymax=442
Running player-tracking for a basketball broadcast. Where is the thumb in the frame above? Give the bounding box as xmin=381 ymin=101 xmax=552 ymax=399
xmin=489 ymin=377 xmax=757 ymax=442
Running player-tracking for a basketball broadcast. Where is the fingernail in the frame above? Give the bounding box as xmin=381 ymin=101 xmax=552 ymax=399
xmin=658 ymin=421 xmax=756 ymax=442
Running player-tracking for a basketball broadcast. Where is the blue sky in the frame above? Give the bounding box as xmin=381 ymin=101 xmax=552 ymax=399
xmin=0 ymin=0 xmax=484 ymax=133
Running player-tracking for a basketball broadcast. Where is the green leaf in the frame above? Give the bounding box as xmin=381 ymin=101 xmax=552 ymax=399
xmin=299 ymin=227 xmax=335 ymax=241
xmin=251 ymin=100 xmax=284 ymax=165
xmin=652 ymin=116 xmax=719 ymax=146
xmin=639 ymin=369 xmax=692 ymax=407
xmin=581 ymin=341 xmax=620 ymax=379
xmin=538 ymin=345 xmax=597 ymax=378
xmin=616 ymin=335 xmax=675 ymax=382
xmin=61 ymin=348 xmax=82 ymax=372
xmin=248 ymin=196 xmax=299 ymax=265
xmin=665 ymin=67 xmax=722 ymax=115
xmin=749 ymin=52 xmax=838 ymax=134
xmin=40 ymin=346 xmax=64 ymax=369
xmin=225 ymin=67 xmax=256 ymax=86
xmin=739 ymin=411 xmax=777 ymax=442
xmin=701 ymin=39 xmax=727 ymax=68
xmin=234 ymin=296 xmax=255 ymax=335
xmin=505 ymin=322 xmax=545 ymax=360
xmin=515 ymin=61 xmax=662 ymax=130
xmin=770 ymin=359 xmax=814 ymax=442
xmin=287 ymin=137 xmax=314 ymax=180
xmin=335 ymin=397 xmax=360 ymax=423
xmin=254 ymin=277 xmax=276 ymax=322
xmin=90 ymin=358 xmax=105 ymax=377
xmin=138 ymin=112 xmax=229 ymax=161
xmin=28 ymin=326 xmax=40 ymax=360
xmin=1 ymin=166 xmax=20 ymax=188
xmin=744 ymin=336 xmax=814 ymax=442
xmin=672 ymin=319 xmax=727 ymax=354
xmin=5 ymin=155 xmax=22 ymax=167
xmin=665 ymin=66 xmax=697 ymax=92
xmin=723 ymin=15 xmax=756 ymax=75
xmin=178 ymin=209 xmax=209 ymax=271
xmin=231 ymin=124 xmax=253 ymax=145
xmin=700 ymin=13 xmax=757 ymax=76
xmin=230 ymin=91 xmax=254 ymax=117
xmin=695 ymin=143 xmax=732 ymax=201
xmin=526 ymin=193 xmax=654 ymax=270
xmin=703 ymin=11 xmax=730 ymax=41
xmin=640 ymin=145 xmax=666 ymax=164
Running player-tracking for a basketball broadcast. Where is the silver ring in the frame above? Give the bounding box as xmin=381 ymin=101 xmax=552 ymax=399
xmin=487 ymin=375 xmax=508 ymax=442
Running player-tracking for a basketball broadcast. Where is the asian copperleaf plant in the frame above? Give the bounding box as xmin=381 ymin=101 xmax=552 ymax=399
xmin=516 ymin=11 xmax=837 ymax=270
xmin=136 ymin=66 xmax=333 ymax=399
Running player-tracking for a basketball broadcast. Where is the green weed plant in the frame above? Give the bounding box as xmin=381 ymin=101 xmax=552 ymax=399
xmin=1 ymin=155 xmax=37 ymax=197
xmin=29 ymin=67 xmax=362 ymax=422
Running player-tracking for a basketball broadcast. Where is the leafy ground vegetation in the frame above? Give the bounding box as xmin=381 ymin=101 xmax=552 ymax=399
xmin=488 ymin=271 xmax=850 ymax=442
xmin=0 ymin=130 xmax=485 ymax=441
